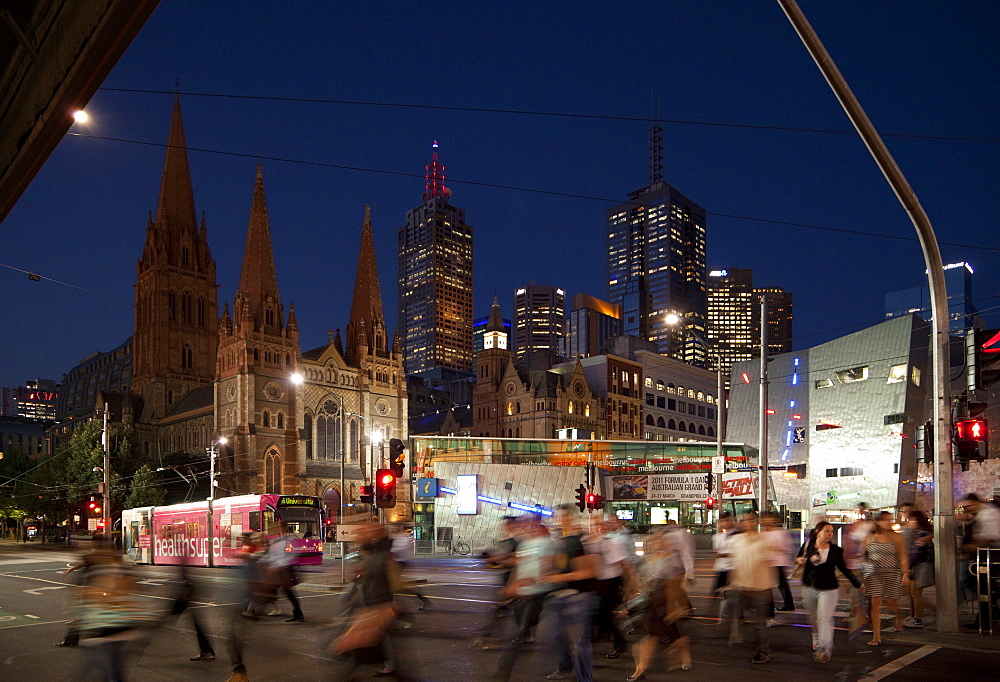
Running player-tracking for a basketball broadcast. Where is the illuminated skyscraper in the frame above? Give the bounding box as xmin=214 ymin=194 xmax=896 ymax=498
xmin=398 ymin=142 xmax=474 ymax=376
xmin=513 ymin=284 xmax=566 ymax=369
xmin=607 ymin=127 xmax=707 ymax=366
xmin=707 ymin=268 xmax=793 ymax=376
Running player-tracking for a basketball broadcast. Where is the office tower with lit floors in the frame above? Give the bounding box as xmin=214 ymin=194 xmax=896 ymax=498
xmin=706 ymin=268 xmax=793 ymax=377
xmin=398 ymin=142 xmax=474 ymax=376
xmin=607 ymin=127 xmax=708 ymax=366
xmin=513 ymin=284 xmax=566 ymax=369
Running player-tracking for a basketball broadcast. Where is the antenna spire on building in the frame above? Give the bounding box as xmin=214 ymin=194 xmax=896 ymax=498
xmin=649 ymin=125 xmax=663 ymax=185
xmin=422 ymin=139 xmax=449 ymax=201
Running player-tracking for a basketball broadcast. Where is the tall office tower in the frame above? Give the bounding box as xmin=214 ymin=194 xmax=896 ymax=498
xmin=706 ymin=268 xmax=793 ymax=376
xmin=398 ymin=142 xmax=474 ymax=376
xmin=884 ymin=261 xmax=977 ymax=333
xmin=561 ymin=293 xmax=622 ymax=360
xmin=756 ymin=287 xmax=793 ymax=357
xmin=706 ymin=269 xmax=755 ymax=374
xmin=607 ymin=127 xmax=707 ymax=366
xmin=513 ymin=284 xmax=566 ymax=369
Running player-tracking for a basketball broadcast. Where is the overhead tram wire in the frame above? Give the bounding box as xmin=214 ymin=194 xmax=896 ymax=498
xmin=98 ymin=87 xmax=1000 ymax=144
xmin=63 ymin=132 xmax=1000 ymax=256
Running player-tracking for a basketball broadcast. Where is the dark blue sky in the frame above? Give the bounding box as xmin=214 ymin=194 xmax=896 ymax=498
xmin=1 ymin=1 xmax=997 ymax=387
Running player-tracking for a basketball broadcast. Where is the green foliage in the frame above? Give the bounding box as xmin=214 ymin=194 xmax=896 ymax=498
xmin=125 ymin=464 xmax=165 ymax=509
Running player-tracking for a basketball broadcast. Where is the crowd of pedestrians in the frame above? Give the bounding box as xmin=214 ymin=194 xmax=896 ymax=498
xmin=49 ymin=491 xmax=1000 ymax=681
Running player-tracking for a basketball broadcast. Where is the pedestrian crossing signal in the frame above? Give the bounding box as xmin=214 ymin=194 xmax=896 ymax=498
xmin=575 ymin=485 xmax=587 ymax=512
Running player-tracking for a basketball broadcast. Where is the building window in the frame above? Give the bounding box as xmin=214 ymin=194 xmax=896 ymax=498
xmin=840 ymin=466 xmax=864 ymax=477
xmin=666 ymin=398 xmax=674 ymax=410
xmin=277 ymin=412 xmax=284 ymax=429
xmin=264 ymin=449 xmax=281 ymax=493
xmin=182 ymin=344 xmax=193 ymax=369
xmin=646 ymin=393 xmax=655 ymax=406
xmin=646 ymin=415 xmax=654 ymax=426
xmin=815 ymin=378 xmax=834 ymax=389
xmin=911 ymin=366 xmax=921 ymax=386
xmin=304 ymin=412 xmax=313 ymax=459
xmin=507 ymin=402 xmax=514 ymax=416
xmin=887 ymin=364 xmax=907 ymax=384
xmin=568 ymin=400 xmax=574 ymax=414
xmin=584 ymin=404 xmax=590 ymax=417
xmin=826 ymin=468 xmax=838 ymax=477
xmin=835 ymin=366 xmax=869 ymax=384
xmin=265 ymin=307 xmax=275 ymax=326
xmin=644 ymin=377 xmax=652 ymax=388
xmin=262 ymin=410 xmax=270 ymax=428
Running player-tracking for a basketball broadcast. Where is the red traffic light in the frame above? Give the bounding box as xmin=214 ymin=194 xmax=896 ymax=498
xmin=956 ymin=418 xmax=987 ymax=441
xmin=374 ymin=469 xmax=397 ymax=509
xmin=706 ymin=497 xmax=717 ymax=509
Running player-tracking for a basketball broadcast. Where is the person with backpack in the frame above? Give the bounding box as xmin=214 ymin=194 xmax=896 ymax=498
xmin=794 ymin=521 xmax=860 ymax=663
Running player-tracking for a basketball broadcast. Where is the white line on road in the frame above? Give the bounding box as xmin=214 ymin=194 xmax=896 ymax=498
xmin=24 ymin=614 xmax=40 ymax=618
xmin=23 ymin=586 xmax=66 ymax=595
xmin=859 ymin=644 xmax=940 ymax=681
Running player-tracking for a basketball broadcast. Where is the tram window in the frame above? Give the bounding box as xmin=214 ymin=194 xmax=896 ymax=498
xmin=249 ymin=511 xmax=260 ymax=532
xmin=263 ymin=510 xmax=279 ymax=534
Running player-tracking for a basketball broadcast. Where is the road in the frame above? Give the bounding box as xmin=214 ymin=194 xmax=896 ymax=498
xmin=0 ymin=543 xmax=996 ymax=680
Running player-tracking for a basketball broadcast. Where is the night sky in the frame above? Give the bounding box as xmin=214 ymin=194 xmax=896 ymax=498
xmin=1 ymin=1 xmax=997 ymax=388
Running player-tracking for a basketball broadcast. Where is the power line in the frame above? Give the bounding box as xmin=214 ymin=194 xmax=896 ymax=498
xmin=65 ymin=132 xmax=1000 ymax=254
xmin=98 ymin=87 xmax=1000 ymax=144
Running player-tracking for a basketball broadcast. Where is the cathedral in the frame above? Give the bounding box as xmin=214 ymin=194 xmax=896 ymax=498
xmin=122 ymin=96 xmax=407 ymax=521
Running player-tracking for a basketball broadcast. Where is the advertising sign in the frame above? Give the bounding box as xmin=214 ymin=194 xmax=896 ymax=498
xmin=456 ymin=474 xmax=479 ymax=515
xmin=720 ymin=472 xmax=757 ymax=499
xmin=611 ymin=474 xmax=708 ymax=501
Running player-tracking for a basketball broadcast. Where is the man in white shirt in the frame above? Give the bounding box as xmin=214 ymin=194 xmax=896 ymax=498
xmin=729 ymin=513 xmax=777 ymax=664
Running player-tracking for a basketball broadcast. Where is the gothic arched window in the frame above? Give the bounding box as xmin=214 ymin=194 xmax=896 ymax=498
xmin=276 ymin=412 xmax=284 ymax=429
xmin=182 ymin=343 xmax=193 ymax=369
xmin=262 ymin=410 xmax=270 ymax=428
xmin=264 ymin=448 xmax=281 ymax=493
xmin=265 ymin=307 xmax=275 ymax=326
xmin=304 ymin=412 xmax=313 ymax=460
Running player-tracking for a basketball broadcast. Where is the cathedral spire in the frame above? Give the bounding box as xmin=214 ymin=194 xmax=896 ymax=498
xmin=154 ymin=93 xmax=198 ymax=239
xmin=235 ymin=166 xmax=283 ymax=333
xmin=422 ymin=140 xmax=448 ymax=201
xmin=346 ymin=205 xmax=386 ymax=364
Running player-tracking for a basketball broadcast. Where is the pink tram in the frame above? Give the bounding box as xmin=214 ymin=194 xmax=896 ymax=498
xmin=122 ymin=494 xmax=324 ymax=567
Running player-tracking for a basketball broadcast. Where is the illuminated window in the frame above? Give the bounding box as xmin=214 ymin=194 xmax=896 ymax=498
xmin=911 ymin=366 xmax=921 ymax=386
xmin=815 ymin=378 xmax=834 ymax=389
xmin=568 ymin=400 xmax=574 ymax=414
xmin=644 ymin=377 xmax=652 ymax=388
xmin=887 ymin=364 xmax=907 ymax=384
xmin=507 ymin=402 xmax=513 ymax=416
xmin=584 ymin=404 xmax=590 ymax=417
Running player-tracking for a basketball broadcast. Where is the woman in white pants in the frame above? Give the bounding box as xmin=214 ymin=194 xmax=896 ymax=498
xmin=795 ymin=521 xmax=861 ymax=662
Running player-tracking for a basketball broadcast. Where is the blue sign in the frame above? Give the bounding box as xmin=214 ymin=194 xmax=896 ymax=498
xmin=416 ymin=477 xmax=439 ymax=500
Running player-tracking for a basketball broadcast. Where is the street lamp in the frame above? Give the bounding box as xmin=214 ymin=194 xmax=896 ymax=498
xmin=208 ymin=436 xmax=227 ymax=502
xmin=666 ymin=313 xmax=725 ymax=532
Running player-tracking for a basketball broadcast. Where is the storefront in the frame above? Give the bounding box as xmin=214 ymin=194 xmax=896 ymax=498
xmin=410 ymin=436 xmax=765 ymax=547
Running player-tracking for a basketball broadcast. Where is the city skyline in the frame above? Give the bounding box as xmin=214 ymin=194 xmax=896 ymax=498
xmin=1 ymin=2 xmax=997 ymax=388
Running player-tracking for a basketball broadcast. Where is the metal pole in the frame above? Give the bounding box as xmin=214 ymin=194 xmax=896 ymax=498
xmin=776 ymin=0 xmax=956 ymax=634
xmin=758 ymin=299 xmax=768 ymax=519
xmin=340 ymin=407 xmax=345 ymax=583
xmin=716 ymin=366 xmax=724 ymax=533
xmin=102 ymin=404 xmax=110 ymax=536
xmin=209 ymin=444 xmax=216 ymax=502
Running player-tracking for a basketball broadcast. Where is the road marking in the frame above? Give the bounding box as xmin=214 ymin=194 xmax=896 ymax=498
xmin=24 ymin=614 xmax=40 ymax=619
xmin=23 ymin=586 xmax=66 ymax=595
xmin=859 ymin=644 xmax=940 ymax=681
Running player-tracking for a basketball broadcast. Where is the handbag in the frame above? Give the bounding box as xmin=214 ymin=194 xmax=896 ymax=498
xmin=913 ymin=561 xmax=935 ymax=589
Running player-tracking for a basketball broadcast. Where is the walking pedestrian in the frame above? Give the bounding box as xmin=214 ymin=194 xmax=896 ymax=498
xmin=261 ymin=521 xmax=305 ymax=622
xmin=958 ymin=493 xmax=1000 ymax=629
xmin=862 ymin=511 xmax=909 ymax=645
xmin=843 ymin=503 xmax=873 ymax=628
xmin=590 ymin=520 xmax=633 ymax=659
xmin=794 ymin=521 xmax=860 ymax=662
xmin=171 ymin=561 xmax=216 ymax=662
xmin=625 ymin=530 xmax=692 ymax=680
xmin=904 ymin=510 xmax=933 ymax=629
xmin=762 ymin=513 xmax=796 ymax=619
xmin=729 ymin=512 xmax=777 ymax=664
xmin=538 ymin=505 xmax=598 ymax=682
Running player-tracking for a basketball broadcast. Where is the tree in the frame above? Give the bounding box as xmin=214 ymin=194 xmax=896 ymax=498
xmin=125 ymin=464 xmax=165 ymax=509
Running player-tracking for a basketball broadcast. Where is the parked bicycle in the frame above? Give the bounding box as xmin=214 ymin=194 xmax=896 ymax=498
xmin=448 ymin=535 xmax=471 ymax=556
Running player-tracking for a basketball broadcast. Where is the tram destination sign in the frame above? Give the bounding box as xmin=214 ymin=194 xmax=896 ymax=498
xmin=278 ymin=496 xmax=320 ymax=507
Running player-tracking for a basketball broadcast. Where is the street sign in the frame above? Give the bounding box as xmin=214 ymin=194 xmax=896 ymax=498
xmin=334 ymin=525 xmax=368 ymax=543
xmin=711 ymin=456 xmax=725 ymax=474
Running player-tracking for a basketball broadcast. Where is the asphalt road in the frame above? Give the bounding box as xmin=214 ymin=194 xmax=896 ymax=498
xmin=0 ymin=544 xmax=996 ymax=681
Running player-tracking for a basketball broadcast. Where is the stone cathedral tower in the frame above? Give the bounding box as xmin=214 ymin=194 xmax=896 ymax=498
xmin=133 ymin=94 xmax=218 ymax=425
xmin=215 ymin=166 xmax=301 ymax=495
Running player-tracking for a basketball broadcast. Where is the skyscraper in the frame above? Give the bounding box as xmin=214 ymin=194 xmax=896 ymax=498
xmin=706 ymin=268 xmax=793 ymax=376
xmin=607 ymin=127 xmax=707 ymax=366
xmin=513 ymin=284 xmax=566 ymax=369
xmin=398 ymin=142 xmax=474 ymax=376
xmin=561 ymin=293 xmax=621 ymax=360
xmin=884 ymin=261 xmax=977 ymax=333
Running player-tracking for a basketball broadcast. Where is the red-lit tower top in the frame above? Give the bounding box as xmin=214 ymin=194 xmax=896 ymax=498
xmin=422 ymin=140 xmax=449 ymax=201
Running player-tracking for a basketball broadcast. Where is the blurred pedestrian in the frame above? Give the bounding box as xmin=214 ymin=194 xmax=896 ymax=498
xmin=171 ymin=561 xmax=216 ymax=661
xmin=762 ymin=513 xmax=796 ymax=620
xmin=663 ymin=520 xmax=695 ymax=614
xmin=626 ymin=531 xmax=692 ymax=680
xmin=843 ymin=503 xmax=873 ymax=628
xmin=711 ymin=513 xmax=737 ymax=620
xmin=794 ymin=521 xmax=860 ymax=662
xmin=391 ymin=525 xmax=431 ymax=611
xmin=958 ymin=493 xmax=1000 ymax=629
xmin=472 ymin=516 xmax=523 ymax=649
xmin=55 ymin=544 xmax=99 ymax=647
xmin=261 ymin=521 xmax=304 ymax=622
xmin=862 ymin=511 xmax=909 ymax=645
xmin=590 ymin=519 xmax=633 ymax=659
xmin=729 ymin=512 xmax=776 ymax=664
xmin=904 ymin=510 xmax=933 ymax=629
xmin=538 ymin=505 xmax=598 ymax=682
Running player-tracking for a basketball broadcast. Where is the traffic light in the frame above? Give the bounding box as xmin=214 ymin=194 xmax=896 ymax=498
xmin=972 ymin=328 xmax=1000 ymax=389
xmin=388 ymin=438 xmax=406 ymax=475
xmin=705 ymin=473 xmax=714 ymax=495
xmin=359 ymin=484 xmax=374 ymax=505
xmin=574 ymin=484 xmax=587 ymax=513
xmin=919 ymin=420 xmax=934 ymax=464
xmin=375 ymin=469 xmax=397 ymax=509
xmin=706 ymin=497 xmax=717 ymax=510
xmin=592 ymin=494 xmax=605 ymax=511
xmin=955 ymin=418 xmax=988 ymax=466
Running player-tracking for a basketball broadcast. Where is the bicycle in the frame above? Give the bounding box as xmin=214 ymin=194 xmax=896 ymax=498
xmin=448 ymin=535 xmax=471 ymax=556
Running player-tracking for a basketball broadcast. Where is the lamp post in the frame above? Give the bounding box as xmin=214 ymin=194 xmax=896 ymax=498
xmin=208 ymin=436 xmax=227 ymax=502
xmin=666 ymin=313 xmax=725 ymax=532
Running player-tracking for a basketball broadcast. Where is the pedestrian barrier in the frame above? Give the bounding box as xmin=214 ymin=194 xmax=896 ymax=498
xmin=972 ymin=547 xmax=1000 ymax=635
